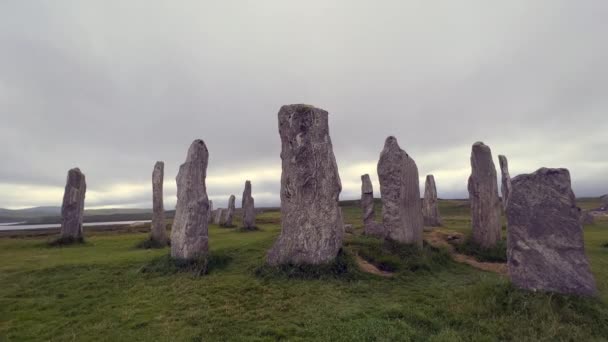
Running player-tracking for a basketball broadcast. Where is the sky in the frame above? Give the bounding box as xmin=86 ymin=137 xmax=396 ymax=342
xmin=0 ymin=1 xmax=606 ymax=209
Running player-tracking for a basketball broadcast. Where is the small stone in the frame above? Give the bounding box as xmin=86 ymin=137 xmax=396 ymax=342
xmin=171 ymin=140 xmax=210 ymax=261
xmin=59 ymin=168 xmax=86 ymax=241
xmin=422 ymin=175 xmax=442 ymax=227
xmin=242 ymin=181 xmax=256 ymax=229
xmin=377 ymin=136 xmax=423 ymax=247
xmin=267 ymin=104 xmax=343 ymax=265
xmin=151 ymin=161 xmax=168 ymax=245
xmin=468 ymin=142 xmax=502 ymax=248
xmin=506 ymin=167 xmax=597 ymax=296
xmin=499 ymin=155 xmax=512 ymax=210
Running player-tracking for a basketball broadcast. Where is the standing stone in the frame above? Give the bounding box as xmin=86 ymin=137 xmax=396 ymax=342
xmin=207 ymin=200 xmax=214 ymax=224
xmin=150 ymin=161 xmax=168 ymax=245
xmin=171 ymin=140 xmax=210 ymax=261
xmin=377 ymin=136 xmax=423 ymax=247
xmin=422 ymin=175 xmax=442 ymax=227
xmin=242 ymin=181 xmax=256 ymax=229
xmin=59 ymin=168 xmax=86 ymax=241
xmin=499 ymin=155 xmax=512 ymax=210
xmin=222 ymin=195 xmax=236 ymax=227
xmin=579 ymin=208 xmax=595 ymax=225
xmin=361 ymin=174 xmax=384 ymax=237
xmin=468 ymin=142 xmax=502 ymax=248
xmin=214 ymin=209 xmax=224 ymax=225
xmin=267 ymin=104 xmax=343 ymax=265
xmin=506 ymin=168 xmax=597 ymax=296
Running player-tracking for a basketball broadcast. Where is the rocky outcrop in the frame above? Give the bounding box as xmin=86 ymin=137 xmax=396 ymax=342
xmin=222 ymin=195 xmax=236 ymax=227
xmin=377 ymin=136 xmax=423 ymax=247
xmin=267 ymin=104 xmax=343 ymax=265
xmin=242 ymin=181 xmax=256 ymax=229
xmin=59 ymin=168 xmax=87 ymax=241
xmin=171 ymin=140 xmax=210 ymax=260
xmin=506 ymin=168 xmax=597 ymax=296
xmin=151 ymin=161 xmax=168 ymax=245
xmin=468 ymin=142 xmax=502 ymax=248
xmin=422 ymin=175 xmax=442 ymax=227
xmin=499 ymin=155 xmax=512 ymax=210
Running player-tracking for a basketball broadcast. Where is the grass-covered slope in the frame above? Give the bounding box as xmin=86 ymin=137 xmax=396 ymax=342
xmin=1 ymin=200 xmax=607 ymax=341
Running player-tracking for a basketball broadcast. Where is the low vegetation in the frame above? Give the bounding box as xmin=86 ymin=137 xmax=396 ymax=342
xmin=453 ymin=236 xmax=508 ymax=262
xmin=1 ymin=199 xmax=607 ymax=341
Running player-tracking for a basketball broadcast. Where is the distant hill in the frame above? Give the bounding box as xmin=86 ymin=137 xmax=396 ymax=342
xmin=0 ymin=206 xmax=153 ymax=223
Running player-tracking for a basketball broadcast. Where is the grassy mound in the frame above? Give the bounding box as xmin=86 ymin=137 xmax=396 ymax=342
xmin=134 ymin=238 xmax=169 ymax=249
xmin=255 ymin=249 xmax=358 ymax=280
xmin=349 ymin=236 xmax=452 ymax=273
xmin=47 ymin=236 xmax=85 ymax=247
xmin=454 ymin=237 xmax=507 ymax=262
xmin=139 ymin=252 xmax=232 ymax=276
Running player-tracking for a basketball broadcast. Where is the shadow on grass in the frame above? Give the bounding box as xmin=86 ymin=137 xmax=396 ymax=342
xmin=602 ymin=242 xmax=608 ymax=248
xmin=349 ymin=236 xmax=452 ymax=273
xmin=237 ymin=226 xmax=262 ymax=233
xmin=255 ymin=249 xmax=361 ymax=281
xmin=134 ymin=238 xmax=170 ymax=250
xmin=139 ymin=252 xmax=232 ymax=277
xmin=47 ymin=236 xmax=86 ymax=248
xmin=454 ymin=237 xmax=507 ymax=262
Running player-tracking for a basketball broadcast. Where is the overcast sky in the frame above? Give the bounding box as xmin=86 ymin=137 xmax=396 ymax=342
xmin=1 ymin=1 xmax=606 ymax=209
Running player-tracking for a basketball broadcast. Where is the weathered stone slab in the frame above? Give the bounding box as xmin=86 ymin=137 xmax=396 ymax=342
xmin=499 ymin=155 xmax=512 ymax=210
xmin=361 ymin=174 xmax=379 ymax=235
xmin=242 ymin=181 xmax=256 ymax=229
xmin=506 ymin=168 xmax=597 ymax=296
xmin=377 ymin=136 xmax=423 ymax=247
xmin=222 ymin=195 xmax=236 ymax=227
xmin=468 ymin=142 xmax=502 ymax=248
xmin=267 ymin=104 xmax=343 ymax=265
xmin=60 ymin=168 xmax=86 ymax=240
xmin=207 ymin=200 xmax=214 ymax=224
xmin=214 ymin=209 xmax=223 ymax=225
xmin=422 ymin=174 xmax=442 ymax=227
xmin=151 ymin=161 xmax=168 ymax=245
xmin=171 ymin=140 xmax=210 ymax=260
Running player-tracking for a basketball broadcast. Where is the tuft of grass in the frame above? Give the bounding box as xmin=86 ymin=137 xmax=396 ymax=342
xmin=47 ymin=236 xmax=85 ymax=247
xmin=134 ymin=238 xmax=169 ymax=249
xmin=454 ymin=237 xmax=507 ymax=262
xmin=349 ymin=236 xmax=452 ymax=273
xmin=237 ymin=226 xmax=261 ymax=233
xmin=255 ymin=249 xmax=359 ymax=281
xmin=139 ymin=252 xmax=232 ymax=276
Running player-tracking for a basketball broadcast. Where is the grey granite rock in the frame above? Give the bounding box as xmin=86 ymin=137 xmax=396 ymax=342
xmin=422 ymin=175 xmax=442 ymax=227
xmin=506 ymin=167 xmax=597 ymax=296
xmin=222 ymin=195 xmax=236 ymax=227
xmin=59 ymin=168 xmax=86 ymax=240
xmin=151 ymin=161 xmax=168 ymax=245
xmin=242 ymin=181 xmax=256 ymax=229
xmin=214 ymin=209 xmax=223 ymax=225
xmin=499 ymin=155 xmax=512 ymax=210
xmin=267 ymin=104 xmax=343 ymax=265
xmin=377 ymin=136 xmax=423 ymax=247
xmin=468 ymin=142 xmax=502 ymax=248
xmin=207 ymin=200 xmax=214 ymax=224
xmin=171 ymin=140 xmax=210 ymax=260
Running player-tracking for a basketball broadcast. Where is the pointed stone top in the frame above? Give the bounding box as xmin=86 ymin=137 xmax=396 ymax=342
xmin=426 ymin=174 xmax=435 ymax=182
xmin=498 ymin=155 xmax=508 ymax=168
xmin=67 ymin=168 xmax=85 ymax=188
xmin=69 ymin=167 xmax=82 ymax=174
xmin=384 ymin=136 xmax=400 ymax=149
xmin=361 ymin=174 xmax=373 ymax=194
xmin=154 ymin=161 xmax=164 ymax=169
xmin=186 ymin=139 xmax=208 ymax=162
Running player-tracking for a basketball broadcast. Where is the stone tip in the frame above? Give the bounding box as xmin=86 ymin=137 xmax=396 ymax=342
xmin=426 ymin=174 xmax=434 ymax=181
xmin=185 ymin=139 xmax=209 ymax=161
xmin=384 ymin=136 xmax=399 ymax=148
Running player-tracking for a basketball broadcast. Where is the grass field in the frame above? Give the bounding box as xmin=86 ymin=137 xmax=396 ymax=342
xmin=1 ymin=199 xmax=607 ymax=341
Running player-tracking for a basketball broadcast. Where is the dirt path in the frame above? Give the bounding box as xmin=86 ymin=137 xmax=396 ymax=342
xmin=354 ymin=255 xmax=395 ymax=277
xmin=424 ymin=229 xmax=508 ymax=276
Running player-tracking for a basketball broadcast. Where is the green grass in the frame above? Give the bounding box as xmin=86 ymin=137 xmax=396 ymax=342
xmin=1 ymin=200 xmax=607 ymax=341
xmin=454 ymin=237 xmax=508 ymax=263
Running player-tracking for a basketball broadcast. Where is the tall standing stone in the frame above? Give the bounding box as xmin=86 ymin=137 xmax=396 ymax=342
xmin=267 ymin=104 xmax=343 ymax=265
xmin=422 ymin=175 xmax=442 ymax=227
xmin=214 ymin=209 xmax=224 ymax=225
xmin=151 ymin=161 xmax=168 ymax=245
xmin=59 ymin=168 xmax=86 ymax=241
xmin=361 ymin=174 xmax=384 ymax=237
xmin=377 ymin=136 xmax=423 ymax=247
xmin=242 ymin=181 xmax=256 ymax=229
xmin=222 ymin=195 xmax=236 ymax=227
xmin=171 ymin=140 xmax=210 ymax=261
xmin=506 ymin=168 xmax=597 ymax=296
xmin=468 ymin=142 xmax=502 ymax=248
xmin=207 ymin=200 xmax=214 ymax=224
xmin=499 ymin=155 xmax=512 ymax=210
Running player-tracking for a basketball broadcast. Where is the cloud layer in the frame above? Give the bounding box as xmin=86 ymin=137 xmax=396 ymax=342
xmin=1 ymin=1 xmax=606 ymax=209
